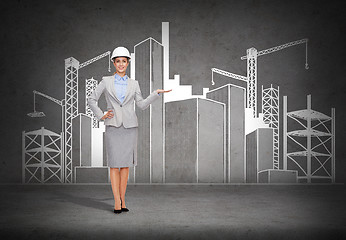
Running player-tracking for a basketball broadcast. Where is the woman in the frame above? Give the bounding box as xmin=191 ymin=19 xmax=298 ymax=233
xmin=88 ymin=46 xmax=171 ymax=214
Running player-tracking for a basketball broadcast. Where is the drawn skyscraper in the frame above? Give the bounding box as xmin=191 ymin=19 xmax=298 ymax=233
xmin=206 ymin=84 xmax=246 ymax=183
xmin=165 ymin=98 xmax=225 ymax=183
xmin=132 ymin=38 xmax=164 ymax=183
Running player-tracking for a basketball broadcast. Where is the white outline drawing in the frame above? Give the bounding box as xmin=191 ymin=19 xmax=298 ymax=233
xmin=240 ymin=39 xmax=308 ymax=118
xmin=85 ymin=78 xmax=99 ymax=128
xmin=22 ymin=127 xmax=64 ymax=183
xmin=283 ymin=95 xmax=335 ymax=183
xmin=23 ymin=21 xmax=337 ymax=185
xmin=64 ymin=52 xmax=111 ymax=183
xmin=262 ymin=85 xmax=280 ymax=169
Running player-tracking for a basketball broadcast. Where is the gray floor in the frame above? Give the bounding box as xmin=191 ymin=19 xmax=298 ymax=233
xmin=1 ymin=184 xmax=345 ymax=240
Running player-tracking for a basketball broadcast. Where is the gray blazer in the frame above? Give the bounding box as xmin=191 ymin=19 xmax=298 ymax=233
xmin=87 ymin=75 xmax=161 ymax=128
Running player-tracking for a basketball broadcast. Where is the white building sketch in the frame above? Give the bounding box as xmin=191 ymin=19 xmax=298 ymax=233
xmin=23 ymin=21 xmax=337 ymax=184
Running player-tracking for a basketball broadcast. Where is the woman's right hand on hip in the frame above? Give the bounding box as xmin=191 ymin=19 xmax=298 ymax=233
xmin=101 ymin=110 xmax=114 ymax=120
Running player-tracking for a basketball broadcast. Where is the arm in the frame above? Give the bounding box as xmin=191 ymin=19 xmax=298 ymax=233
xmin=134 ymin=81 xmax=160 ymax=110
xmin=87 ymin=79 xmax=106 ymax=121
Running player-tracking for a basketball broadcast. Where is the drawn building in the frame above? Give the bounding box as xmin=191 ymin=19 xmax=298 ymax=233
xmin=72 ymin=113 xmax=92 ymax=182
xmin=165 ymin=98 xmax=225 ymax=183
xmin=246 ymin=128 xmax=274 ymax=183
xmin=132 ymin=37 xmax=164 ymax=183
xmin=206 ymin=84 xmax=246 ymax=183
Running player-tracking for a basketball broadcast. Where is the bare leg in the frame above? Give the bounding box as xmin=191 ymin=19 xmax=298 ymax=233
xmin=119 ymin=167 xmax=129 ymax=208
xmin=110 ymin=167 xmax=121 ymax=210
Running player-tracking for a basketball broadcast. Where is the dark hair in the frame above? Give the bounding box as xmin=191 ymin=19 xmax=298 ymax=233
xmin=112 ymin=57 xmax=130 ymax=63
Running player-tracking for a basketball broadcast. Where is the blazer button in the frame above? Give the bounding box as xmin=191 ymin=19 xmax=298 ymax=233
xmin=120 ymin=104 xmax=122 ymax=107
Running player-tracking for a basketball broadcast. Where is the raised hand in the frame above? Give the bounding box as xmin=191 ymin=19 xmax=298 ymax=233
xmin=156 ymin=89 xmax=172 ymax=94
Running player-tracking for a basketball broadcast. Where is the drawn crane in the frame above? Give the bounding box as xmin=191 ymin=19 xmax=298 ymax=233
xmin=241 ymin=38 xmax=309 ymax=118
xmin=27 ymin=90 xmax=65 ymax=132
xmin=64 ymin=51 xmax=111 ymax=183
xmin=28 ymin=51 xmax=111 ymax=183
xmin=211 ymin=39 xmax=308 ymax=171
xmin=27 ymin=91 xmax=66 ymax=183
xmin=211 ymin=67 xmax=247 ymax=85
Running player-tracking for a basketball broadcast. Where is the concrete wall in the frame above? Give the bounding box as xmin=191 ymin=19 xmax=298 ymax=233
xmin=206 ymin=84 xmax=246 ymax=183
xmin=75 ymin=167 xmax=109 ymax=183
xmin=165 ymin=98 xmax=225 ymax=183
xmin=4 ymin=1 xmax=345 ymax=184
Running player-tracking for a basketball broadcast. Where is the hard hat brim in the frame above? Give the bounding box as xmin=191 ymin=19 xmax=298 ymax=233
xmin=111 ymin=56 xmax=131 ymax=60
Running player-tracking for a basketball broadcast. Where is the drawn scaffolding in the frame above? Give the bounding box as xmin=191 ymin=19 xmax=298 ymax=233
xmin=262 ymin=85 xmax=280 ymax=169
xmin=85 ymin=77 xmax=99 ymax=128
xmin=283 ymin=95 xmax=335 ymax=183
xmin=22 ymin=127 xmax=64 ymax=183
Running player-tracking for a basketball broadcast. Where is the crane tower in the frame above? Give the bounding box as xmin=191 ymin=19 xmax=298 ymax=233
xmin=262 ymin=85 xmax=280 ymax=169
xmin=64 ymin=51 xmax=110 ymax=183
xmin=241 ymin=39 xmax=309 ymax=118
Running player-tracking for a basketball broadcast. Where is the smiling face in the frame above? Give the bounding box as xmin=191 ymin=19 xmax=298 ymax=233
xmin=113 ymin=57 xmax=129 ymax=75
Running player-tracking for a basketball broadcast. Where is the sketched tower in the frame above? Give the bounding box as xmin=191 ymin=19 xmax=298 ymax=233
xmin=22 ymin=127 xmax=64 ymax=183
xmin=85 ymin=78 xmax=99 ymax=128
xmin=64 ymin=57 xmax=79 ymax=183
xmin=133 ymin=38 xmax=164 ymax=183
xmin=283 ymin=95 xmax=335 ymax=183
xmin=262 ymin=85 xmax=280 ymax=169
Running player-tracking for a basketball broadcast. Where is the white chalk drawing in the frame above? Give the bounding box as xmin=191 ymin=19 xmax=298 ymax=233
xmin=206 ymin=84 xmax=246 ymax=183
xmin=210 ymin=67 xmax=269 ymax=135
xmin=85 ymin=78 xmax=99 ymax=128
xmin=162 ymin=22 xmax=209 ymax=103
xmin=63 ymin=52 xmax=111 ymax=183
xmin=240 ymin=39 xmax=308 ymax=118
xmin=262 ymin=85 xmax=280 ymax=170
xmin=22 ymin=127 xmax=64 ymax=183
xmin=27 ymin=90 xmax=65 ymax=132
xmin=23 ymin=21 xmax=336 ymax=184
xmin=283 ymin=95 xmax=335 ymax=183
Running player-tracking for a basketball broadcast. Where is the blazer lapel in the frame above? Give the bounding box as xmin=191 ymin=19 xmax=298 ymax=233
xmin=108 ymin=76 xmax=121 ymax=104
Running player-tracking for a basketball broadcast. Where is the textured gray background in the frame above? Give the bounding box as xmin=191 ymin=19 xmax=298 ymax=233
xmin=1 ymin=0 xmax=345 ymax=183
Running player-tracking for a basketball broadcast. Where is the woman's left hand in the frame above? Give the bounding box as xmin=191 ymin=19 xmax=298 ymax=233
xmin=157 ymin=89 xmax=172 ymax=94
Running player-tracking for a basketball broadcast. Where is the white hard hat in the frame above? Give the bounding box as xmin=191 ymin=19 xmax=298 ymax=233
xmin=111 ymin=46 xmax=131 ymax=61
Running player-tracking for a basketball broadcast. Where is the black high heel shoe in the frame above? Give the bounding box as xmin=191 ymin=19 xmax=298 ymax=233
xmin=114 ymin=199 xmax=122 ymax=214
xmin=121 ymin=199 xmax=129 ymax=212
xmin=114 ymin=208 xmax=122 ymax=214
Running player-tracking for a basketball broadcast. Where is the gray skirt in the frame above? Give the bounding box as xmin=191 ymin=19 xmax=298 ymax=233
xmin=105 ymin=125 xmax=138 ymax=168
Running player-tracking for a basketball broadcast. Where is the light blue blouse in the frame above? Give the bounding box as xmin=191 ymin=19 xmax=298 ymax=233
xmin=114 ymin=73 xmax=128 ymax=103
